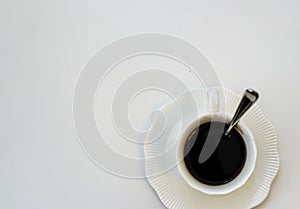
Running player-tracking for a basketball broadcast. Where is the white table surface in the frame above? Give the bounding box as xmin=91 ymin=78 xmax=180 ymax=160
xmin=1 ymin=0 xmax=299 ymax=208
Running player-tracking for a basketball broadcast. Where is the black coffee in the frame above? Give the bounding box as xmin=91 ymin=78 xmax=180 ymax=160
xmin=184 ymin=122 xmax=247 ymax=185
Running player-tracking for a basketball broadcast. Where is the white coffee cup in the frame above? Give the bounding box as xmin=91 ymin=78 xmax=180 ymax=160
xmin=177 ymin=113 xmax=257 ymax=195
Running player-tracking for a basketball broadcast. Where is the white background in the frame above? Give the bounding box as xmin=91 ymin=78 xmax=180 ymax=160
xmin=1 ymin=0 xmax=300 ymax=208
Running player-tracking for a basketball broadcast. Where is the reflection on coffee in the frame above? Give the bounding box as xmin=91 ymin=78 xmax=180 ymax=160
xmin=184 ymin=122 xmax=247 ymax=185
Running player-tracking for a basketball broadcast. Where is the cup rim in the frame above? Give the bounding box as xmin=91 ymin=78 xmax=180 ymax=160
xmin=177 ymin=113 xmax=257 ymax=195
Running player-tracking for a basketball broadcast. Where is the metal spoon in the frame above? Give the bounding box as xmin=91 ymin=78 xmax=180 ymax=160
xmin=224 ymin=88 xmax=259 ymax=136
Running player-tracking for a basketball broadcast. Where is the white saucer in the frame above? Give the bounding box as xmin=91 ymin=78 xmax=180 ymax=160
xmin=144 ymin=88 xmax=279 ymax=209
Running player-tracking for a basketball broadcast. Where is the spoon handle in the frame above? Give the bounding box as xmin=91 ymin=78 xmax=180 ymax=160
xmin=225 ymin=89 xmax=259 ymax=136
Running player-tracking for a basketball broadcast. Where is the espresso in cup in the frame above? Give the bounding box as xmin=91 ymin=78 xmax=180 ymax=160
xmin=184 ymin=121 xmax=247 ymax=186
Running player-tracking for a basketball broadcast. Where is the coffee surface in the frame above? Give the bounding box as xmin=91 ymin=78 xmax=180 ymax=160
xmin=184 ymin=122 xmax=247 ymax=185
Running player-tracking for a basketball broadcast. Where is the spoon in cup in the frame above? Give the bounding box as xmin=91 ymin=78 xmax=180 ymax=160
xmin=225 ymin=88 xmax=259 ymax=136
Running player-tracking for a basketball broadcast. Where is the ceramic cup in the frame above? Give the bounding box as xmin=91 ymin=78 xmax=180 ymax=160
xmin=177 ymin=113 xmax=257 ymax=195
